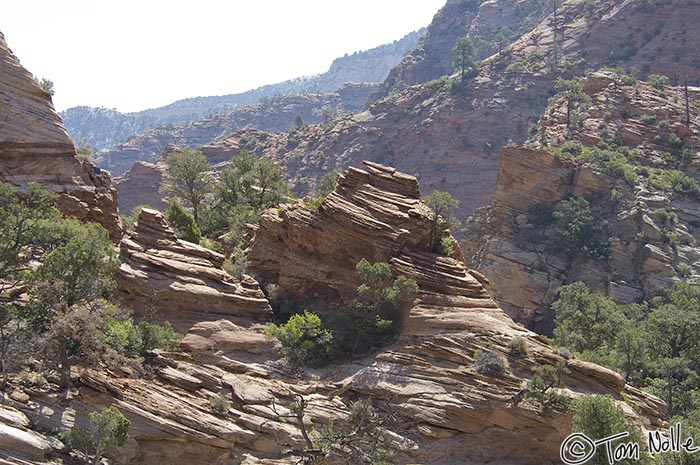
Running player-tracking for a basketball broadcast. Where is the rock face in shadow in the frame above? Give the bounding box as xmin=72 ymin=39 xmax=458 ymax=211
xmin=117 ymin=208 xmax=272 ymax=331
xmin=0 ymin=31 xmax=123 ymax=241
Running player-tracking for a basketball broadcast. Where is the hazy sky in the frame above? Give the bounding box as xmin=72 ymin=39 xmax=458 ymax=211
xmin=1 ymin=1 xmax=445 ymax=113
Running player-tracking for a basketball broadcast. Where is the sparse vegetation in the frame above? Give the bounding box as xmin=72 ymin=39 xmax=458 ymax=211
xmin=209 ymin=394 xmax=232 ymax=415
xmin=264 ymin=310 xmax=336 ymax=367
xmin=165 ymin=200 xmax=201 ymax=243
xmin=508 ymin=336 xmax=529 ymax=358
xmin=475 ymin=349 xmax=508 ymax=376
xmin=161 ymin=149 xmax=212 ymax=223
xmin=524 ymin=363 xmax=570 ymax=414
xmin=570 ymin=395 xmax=649 ymax=465
xmin=452 ymin=35 xmax=477 ymax=84
xmin=67 ymin=406 xmax=130 ymax=465
xmin=424 ymin=190 xmax=461 ymax=253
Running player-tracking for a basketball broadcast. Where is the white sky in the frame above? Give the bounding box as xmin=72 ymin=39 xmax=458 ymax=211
xmin=1 ymin=1 xmax=445 ymax=113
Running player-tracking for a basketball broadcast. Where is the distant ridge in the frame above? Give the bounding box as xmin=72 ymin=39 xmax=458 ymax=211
xmin=61 ymin=29 xmax=425 ymax=151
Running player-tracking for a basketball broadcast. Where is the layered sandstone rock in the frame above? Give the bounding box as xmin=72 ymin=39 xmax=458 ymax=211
xmin=114 ymin=160 xmax=168 ymax=214
xmin=463 ymin=72 xmax=700 ymax=330
xmin=6 ymin=163 xmax=650 ymax=465
xmin=117 ymin=208 xmax=272 ymax=331
xmin=0 ymin=31 xmax=123 ymax=241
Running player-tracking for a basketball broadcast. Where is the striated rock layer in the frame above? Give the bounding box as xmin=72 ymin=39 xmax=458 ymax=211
xmin=118 ymin=208 xmax=272 ymax=331
xmin=463 ymin=72 xmax=700 ymax=330
xmin=4 ymin=163 xmax=666 ymax=465
xmin=0 ymin=31 xmax=123 ymax=240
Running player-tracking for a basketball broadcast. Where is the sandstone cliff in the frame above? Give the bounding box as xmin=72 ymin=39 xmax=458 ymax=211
xmin=2 ymin=162 xmax=665 ymax=465
xmin=0 ymin=31 xmax=123 ymax=241
xmin=463 ymin=71 xmax=700 ymax=331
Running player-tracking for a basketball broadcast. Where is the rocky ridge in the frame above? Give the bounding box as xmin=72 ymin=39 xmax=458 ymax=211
xmin=99 ymin=84 xmax=379 ymax=178
xmin=62 ymin=29 xmax=425 ymax=153
xmin=377 ymin=0 xmax=551 ymax=97
xmin=1 ymin=162 xmax=666 ymax=465
xmin=143 ymin=0 xmax=700 ymax=226
xmin=463 ymin=71 xmax=700 ymax=330
xmin=0 ymin=31 xmax=123 ymax=241
xmin=118 ymin=207 xmax=273 ymax=331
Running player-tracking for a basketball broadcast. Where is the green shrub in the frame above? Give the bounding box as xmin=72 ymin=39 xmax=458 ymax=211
xmin=676 ymin=262 xmax=692 ymax=277
xmin=560 ymin=141 xmax=584 ymax=157
xmin=438 ymin=237 xmax=455 ymax=256
xmin=209 ymin=394 xmax=232 ymax=415
xmin=103 ymin=313 xmax=143 ymax=356
xmin=139 ymin=321 xmax=182 ymax=352
xmin=571 ymin=395 xmax=649 ymax=465
xmin=647 ymin=74 xmax=669 ymax=90
xmin=640 ymin=113 xmax=657 ymax=124
xmin=650 ymin=170 xmax=700 ymax=198
xmin=264 ymin=310 xmax=336 ymax=367
xmin=603 ymin=157 xmax=637 ymax=185
xmin=67 ymin=406 xmax=130 ymax=465
xmin=475 ymin=350 xmax=508 ymax=376
xmin=508 ymin=336 xmax=529 ymax=358
xmin=553 ymin=197 xmax=593 ymax=243
xmin=199 ymin=237 xmax=223 ymax=253
xmin=165 ymin=200 xmax=201 ymax=243
xmin=525 ymin=363 xmax=570 ymax=414
xmin=103 ymin=312 xmax=182 ymax=356
xmin=223 ymin=248 xmax=248 ymax=280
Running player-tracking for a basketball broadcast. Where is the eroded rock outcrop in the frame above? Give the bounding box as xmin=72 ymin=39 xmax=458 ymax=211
xmin=0 ymin=31 xmax=123 ymax=241
xmin=117 ymin=208 xmax=272 ymax=331
xmin=463 ymin=72 xmax=700 ymax=330
xmin=33 ymin=163 xmax=656 ymax=465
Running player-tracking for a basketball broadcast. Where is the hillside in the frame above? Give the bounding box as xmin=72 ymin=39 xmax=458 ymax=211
xmin=96 ymin=83 xmax=378 ymax=177
xmin=2 ymin=4 xmax=692 ymax=464
xmin=463 ymin=70 xmax=700 ymax=332
xmin=60 ymin=29 xmax=424 ymax=152
xmin=1 ymin=160 xmax=666 ymax=465
xmin=122 ymin=0 xmax=700 ymax=225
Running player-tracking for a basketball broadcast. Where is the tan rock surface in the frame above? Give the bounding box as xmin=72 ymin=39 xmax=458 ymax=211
xmin=117 ymin=208 xmax=272 ymax=331
xmin=28 ymin=162 xmax=658 ymax=465
xmin=0 ymin=31 xmax=123 ymax=241
xmin=464 ymin=72 xmax=700 ymax=330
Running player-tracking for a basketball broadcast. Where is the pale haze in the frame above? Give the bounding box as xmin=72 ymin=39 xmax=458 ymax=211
xmin=1 ymin=1 xmax=445 ymax=113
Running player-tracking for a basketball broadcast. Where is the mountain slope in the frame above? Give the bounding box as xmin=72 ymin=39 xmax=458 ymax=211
xmin=96 ymin=83 xmax=378 ymax=177
xmin=189 ymin=0 xmax=700 ymax=223
xmin=462 ymin=70 xmax=700 ymax=331
xmin=61 ymin=29 xmax=424 ymax=152
xmin=0 ymin=31 xmax=123 ymax=240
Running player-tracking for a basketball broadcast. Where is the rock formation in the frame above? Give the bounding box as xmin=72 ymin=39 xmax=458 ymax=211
xmin=463 ymin=71 xmax=700 ymax=330
xmin=0 ymin=31 xmax=123 ymax=241
xmin=164 ymin=0 xmax=700 ymax=225
xmin=114 ymin=160 xmax=168 ymax=214
xmin=2 ymin=162 xmax=666 ymax=465
xmin=100 ymin=85 xmax=379 ymax=178
xmin=377 ymin=0 xmax=551 ymax=97
xmin=117 ymin=208 xmax=272 ymax=331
